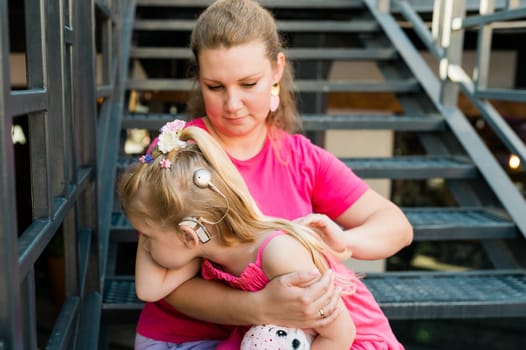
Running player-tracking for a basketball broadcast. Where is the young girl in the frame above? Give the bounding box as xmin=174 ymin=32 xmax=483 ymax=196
xmin=119 ymin=120 xmax=404 ymax=349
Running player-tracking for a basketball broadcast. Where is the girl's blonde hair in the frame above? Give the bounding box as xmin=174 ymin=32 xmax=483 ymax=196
xmin=187 ymin=0 xmax=302 ymax=134
xmin=119 ymin=126 xmax=354 ymax=292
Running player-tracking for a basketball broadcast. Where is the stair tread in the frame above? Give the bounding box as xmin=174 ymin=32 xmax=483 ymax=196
xmin=102 ymin=270 xmax=526 ymax=318
xmin=116 ymin=153 xmax=477 ymax=179
xmin=130 ymin=46 xmax=397 ymax=60
xmin=110 ymin=207 xmax=516 ymax=241
xmin=343 ymin=155 xmax=477 ymax=179
xmin=364 ymin=270 xmax=526 ymax=319
xmin=121 ymin=113 xmax=445 ymax=131
xmin=126 ymin=78 xmax=420 ymax=93
xmin=134 ymin=19 xmax=378 ymax=32
xmin=136 ymin=0 xmax=364 ymax=9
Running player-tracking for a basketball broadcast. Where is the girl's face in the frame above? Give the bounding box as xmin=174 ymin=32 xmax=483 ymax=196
xmin=128 ymin=216 xmax=196 ymax=270
xmin=198 ymin=40 xmax=284 ymax=138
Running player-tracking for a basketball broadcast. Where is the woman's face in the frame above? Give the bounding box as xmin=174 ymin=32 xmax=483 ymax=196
xmin=198 ymin=40 xmax=284 ymax=138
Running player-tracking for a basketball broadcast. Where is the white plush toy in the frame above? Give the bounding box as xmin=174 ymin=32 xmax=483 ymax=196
xmin=240 ymin=324 xmax=312 ymax=350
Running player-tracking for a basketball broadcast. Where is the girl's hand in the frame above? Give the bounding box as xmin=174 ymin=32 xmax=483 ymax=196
xmin=256 ymin=269 xmax=343 ymax=329
xmin=295 ymin=214 xmax=350 ymax=258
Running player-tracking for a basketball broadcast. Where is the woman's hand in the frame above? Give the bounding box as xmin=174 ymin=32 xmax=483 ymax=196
xmin=296 ymin=214 xmax=349 ymax=257
xmin=255 ymin=269 xmax=343 ymax=329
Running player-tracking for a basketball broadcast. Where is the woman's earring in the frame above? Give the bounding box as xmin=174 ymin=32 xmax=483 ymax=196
xmin=270 ymin=83 xmax=280 ymax=112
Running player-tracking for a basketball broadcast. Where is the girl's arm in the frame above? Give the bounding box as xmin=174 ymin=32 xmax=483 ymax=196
xmin=263 ymin=235 xmax=355 ymax=349
xmin=135 ymin=234 xmax=201 ymax=302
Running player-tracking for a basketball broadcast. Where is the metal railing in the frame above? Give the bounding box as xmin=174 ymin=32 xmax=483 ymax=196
xmin=393 ymin=0 xmax=526 ymax=169
xmin=0 ymin=0 xmax=128 ymax=349
xmin=366 ymin=0 xmax=526 ymax=238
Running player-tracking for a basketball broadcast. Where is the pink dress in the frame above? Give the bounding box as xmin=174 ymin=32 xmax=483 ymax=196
xmin=203 ymin=231 xmax=404 ymax=350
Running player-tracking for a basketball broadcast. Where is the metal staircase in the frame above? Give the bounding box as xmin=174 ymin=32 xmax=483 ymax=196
xmin=100 ymin=0 xmax=526 ymax=335
xmin=2 ymin=0 xmax=524 ymax=349
xmin=92 ymin=8 xmax=526 ymax=345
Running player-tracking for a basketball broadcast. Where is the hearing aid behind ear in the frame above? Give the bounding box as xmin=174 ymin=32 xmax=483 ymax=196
xmin=179 ymin=217 xmax=212 ymax=243
xmin=193 ymin=168 xmax=212 ymax=188
xmin=190 ymin=168 xmax=230 ymax=228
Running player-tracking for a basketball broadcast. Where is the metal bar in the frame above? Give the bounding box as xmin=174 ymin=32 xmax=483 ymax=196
xmin=440 ymin=0 xmax=466 ymax=106
xmin=46 ymin=297 xmax=80 ymax=350
xmin=21 ymin=271 xmax=38 ymax=350
xmin=96 ymin=85 xmax=113 ymax=99
xmin=45 ymin=0 xmax=67 ymax=200
xmin=100 ymin=12 xmax=113 ymax=87
xmin=475 ymin=88 xmax=526 ymax=102
xmin=394 ymin=0 xmax=526 ymax=12
xmin=25 ymin=0 xmax=45 ymax=90
xmin=97 ymin=0 xmax=137 ymax=282
xmin=377 ymin=0 xmax=390 ymax=12
xmin=395 ymin=0 xmax=444 ymax=59
xmin=64 ymin=26 xmax=74 ymax=45
xmin=0 ymin=1 xmax=24 ymax=348
xmin=461 ymin=7 xmax=526 ymax=28
xmin=96 ymin=0 xmax=113 ymax=19
xmin=474 ymin=1 xmax=495 ymax=89
xmin=8 ymin=89 xmax=48 ymax=116
xmin=18 ymin=170 xmax=92 ymax=279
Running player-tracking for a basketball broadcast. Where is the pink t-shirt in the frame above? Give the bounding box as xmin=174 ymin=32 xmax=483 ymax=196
xmin=203 ymin=231 xmax=403 ymax=350
xmin=135 ymin=118 xmax=369 ymax=343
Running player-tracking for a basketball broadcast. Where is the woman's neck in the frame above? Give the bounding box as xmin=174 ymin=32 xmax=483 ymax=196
xmin=205 ymin=119 xmax=269 ymax=161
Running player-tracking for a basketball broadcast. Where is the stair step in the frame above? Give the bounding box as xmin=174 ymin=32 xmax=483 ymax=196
xmin=102 ymin=271 xmax=526 ymax=320
xmin=343 ymin=156 xmax=477 ymax=179
xmin=302 ymin=113 xmax=444 ymax=131
xmin=134 ymin=19 xmax=379 ymax=33
xmin=110 ymin=206 xmax=516 ymax=242
xmin=364 ymin=270 xmax=526 ymax=319
xmin=130 ymin=47 xmax=397 ymax=61
xmin=117 ymin=153 xmax=475 ymax=179
xmin=136 ymin=0 xmax=365 ymax=9
xmin=122 ymin=113 xmax=187 ymax=130
xmin=121 ymin=113 xmax=445 ymax=131
xmin=126 ymin=78 xmax=420 ymax=93
xmin=117 ymin=154 xmax=475 ymax=180
xmin=402 ymin=207 xmax=517 ymax=241
xmin=102 ymin=276 xmax=142 ymax=321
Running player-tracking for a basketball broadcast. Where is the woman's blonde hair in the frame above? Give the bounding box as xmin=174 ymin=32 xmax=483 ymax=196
xmin=187 ymin=0 xmax=302 ymax=134
xmin=119 ymin=126 xmax=353 ymax=290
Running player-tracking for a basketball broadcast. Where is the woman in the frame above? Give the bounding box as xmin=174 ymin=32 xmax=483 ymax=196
xmin=134 ymin=0 xmax=413 ymax=348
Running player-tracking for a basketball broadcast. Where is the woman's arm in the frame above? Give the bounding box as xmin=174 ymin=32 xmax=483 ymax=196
xmin=263 ymin=235 xmax=355 ymax=349
xmin=162 ymin=268 xmax=342 ymax=328
xmin=301 ymin=188 xmax=413 ymax=260
xmin=135 ymin=235 xmax=201 ymax=302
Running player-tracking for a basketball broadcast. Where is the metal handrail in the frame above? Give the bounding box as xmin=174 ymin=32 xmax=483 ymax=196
xmin=392 ymin=0 xmax=526 ymax=170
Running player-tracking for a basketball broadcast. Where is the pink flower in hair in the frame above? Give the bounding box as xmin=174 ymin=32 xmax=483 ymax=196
xmin=158 ymin=119 xmax=187 ymax=153
xmin=159 ymin=159 xmax=172 ymax=169
xmin=161 ymin=120 xmax=186 ymax=134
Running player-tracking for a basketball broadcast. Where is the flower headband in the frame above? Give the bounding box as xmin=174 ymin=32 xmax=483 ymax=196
xmin=139 ymin=119 xmax=187 ymax=169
